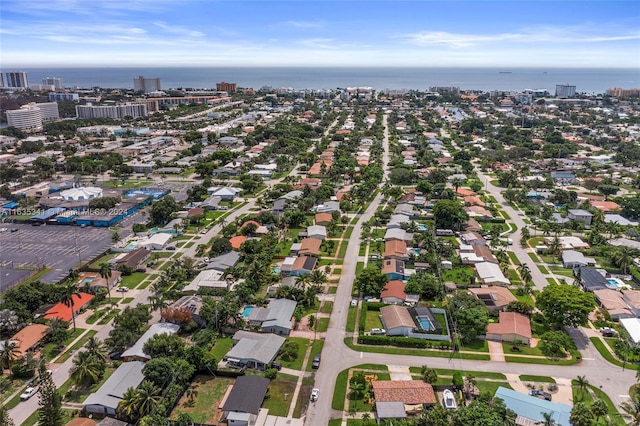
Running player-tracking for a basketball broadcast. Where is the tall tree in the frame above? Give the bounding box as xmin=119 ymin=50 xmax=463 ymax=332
xmin=0 ymin=340 xmax=20 ymax=370
xmin=569 ymin=402 xmax=594 ymax=426
xmin=70 ymin=350 xmax=103 ymax=387
xmin=590 ymin=399 xmax=608 ymax=424
xmin=38 ymin=367 xmax=63 ymax=426
xmin=575 ymin=375 xmax=589 ymax=401
xmin=98 ymin=262 xmax=113 ymax=303
xmin=0 ymin=405 xmax=15 ymax=426
xmin=59 ymin=281 xmax=81 ymax=330
xmin=536 ymin=283 xmax=595 ymax=328
xmin=621 ymin=392 xmax=640 ymax=426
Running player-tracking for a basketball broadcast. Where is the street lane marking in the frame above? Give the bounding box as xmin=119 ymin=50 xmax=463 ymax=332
xmin=360 ymin=352 xmax=363 ymax=359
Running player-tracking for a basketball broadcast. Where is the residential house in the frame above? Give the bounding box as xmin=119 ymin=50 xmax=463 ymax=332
xmin=375 ymin=401 xmax=407 ymax=423
xmin=8 ymin=324 xmax=48 ymax=357
xmin=474 ymin=262 xmax=510 ymax=286
xmin=78 ymin=271 xmax=122 ymax=294
xmin=486 ymin=312 xmax=532 ymax=345
xmin=315 ymin=201 xmax=341 ymax=213
xmin=383 ymin=240 xmax=409 ymax=260
xmin=225 ymin=331 xmax=286 ymax=370
xmin=494 ymin=387 xmax=572 ymax=426
xmin=561 ymin=250 xmax=596 ymax=268
xmin=207 ymin=251 xmax=241 ymax=272
xmin=466 ymin=206 xmax=494 ymax=221
xmin=272 ymin=198 xmax=287 ymax=214
xmin=299 ymin=238 xmax=322 ymax=257
xmin=307 ymin=225 xmax=327 ymax=240
xmin=314 ymin=212 xmax=333 ymax=227
xmin=605 ymin=214 xmax=638 ymax=227
xmin=380 ymin=305 xmax=415 ymax=336
xmin=593 ymin=289 xmax=634 ymax=320
xmin=163 ymin=295 xmax=204 ymax=326
xmin=290 ymin=256 xmax=317 ymax=276
xmin=183 ymin=269 xmax=231 ymax=293
xmin=544 ymin=236 xmax=590 ymax=250
xmin=44 ymin=293 xmax=94 ymax=322
xmin=113 ymin=248 xmax=150 ymax=271
xmin=202 ymin=195 xmax=222 ymax=211
xmin=371 ymin=380 xmax=437 ymax=413
xmin=221 ymin=375 xmax=270 ymax=426
xmin=380 ymin=280 xmax=408 ymax=305
xmin=229 ymin=235 xmax=248 ymax=250
xmin=207 ymin=186 xmax=241 ymax=200
xmin=567 ymin=209 xmax=593 ymax=226
xmin=590 ymin=201 xmax=620 ymax=212
xmin=469 ymin=286 xmax=517 ymax=311
xmin=121 ymin=323 xmax=181 ymax=362
xmin=384 ymin=228 xmax=413 ymax=243
xmin=460 ymin=232 xmax=486 ymax=246
xmin=394 ymin=203 xmax=417 ymax=218
xmin=382 ymin=259 xmax=407 ymax=280
xmin=577 ymin=267 xmax=610 ymax=292
xmin=83 ymin=361 xmax=145 ymax=415
xmin=386 ymin=214 xmax=411 ymax=229
xmin=246 ymin=299 xmax=297 ymax=335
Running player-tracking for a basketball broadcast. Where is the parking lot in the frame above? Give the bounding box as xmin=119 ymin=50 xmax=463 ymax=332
xmin=0 ymin=223 xmax=113 ymax=287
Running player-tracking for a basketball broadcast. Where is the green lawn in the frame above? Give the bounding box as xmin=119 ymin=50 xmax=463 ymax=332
xmin=262 ymin=375 xmax=297 ymax=416
xmin=42 ymin=328 xmax=85 ymax=361
xmin=85 ymin=308 xmax=108 ymax=324
xmin=507 ymin=251 xmax=521 ymax=266
xmin=210 ymin=337 xmax=234 ymax=361
xmin=88 ymin=252 xmax=117 ymax=269
xmin=276 ymin=337 xmax=310 ymax=370
xmin=346 ymin=339 xmax=490 ymax=360
xmin=364 ymin=310 xmax=382 ymax=332
xmin=590 ymin=337 xmax=625 ymax=368
xmin=477 ymin=381 xmax=512 ymax=396
xmin=306 ymin=340 xmax=325 ymax=372
xmin=119 ymin=272 xmax=147 ymax=289
xmin=56 ymin=330 xmax=98 ymax=363
xmin=346 ymin=306 xmax=357 ymax=333
xmin=332 ymin=369 xmax=349 ymax=410
xmin=97 ymin=308 xmax=120 ymax=325
xmin=519 ymin=375 xmax=556 ymax=383
xmin=320 ymin=301 xmax=333 ymax=314
xmin=170 ymin=375 xmax=233 ymax=424
xmin=503 ymin=343 xmax=548 ymax=357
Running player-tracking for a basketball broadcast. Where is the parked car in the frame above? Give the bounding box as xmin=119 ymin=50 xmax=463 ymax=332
xmin=20 ymin=387 xmax=38 ymax=401
xmin=369 ymin=254 xmax=381 ymax=260
xmin=10 ymin=228 xmax=18 ymax=233
xmin=370 ymin=328 xmax=386 ymax=335
xmin=312 ymin=355 xmax=321 ymax=369
xmin=269 ymin=362 xmax=282 ymax=371
xmin=310 ymin=388 xmax=319 ymax=402
xmin=600 ymin=327 xmax=617 ymax=337
xmin=201 ymin=229 xmax=207 ymax=234
xmin=166 ymin=246 xmax=176 ymax=251
xmin=350 ymin=300 xmax=358 ymax=307
xmin=146 ymin=261 xmax=155 ymax=268
xmin=135 ymin=267 xmax=146 ymax=273
xmin=116 ymin=286 xmax=129 ymax=292
xmin=108 ymin=351 xmax=123 ymax=360
xmin=529 ymin=389 xmax=552 ymax=401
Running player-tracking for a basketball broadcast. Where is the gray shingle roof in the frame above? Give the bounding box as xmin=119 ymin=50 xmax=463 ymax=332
xmin=121 ymin=323 xmax=180 ymax=360
xmin=227 ymin=331 xmax=285 ymax=365
xmin=222 ymin=375 xmax=270 ymax=415
xmin=83 ymin=361 xmax=145 ymax=410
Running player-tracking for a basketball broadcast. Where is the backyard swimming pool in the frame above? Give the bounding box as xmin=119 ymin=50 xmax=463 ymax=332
xmin=416 ymin=315 xmax=436 ymax=331
xmin=241 ymin=306 xmax=255 ymax=318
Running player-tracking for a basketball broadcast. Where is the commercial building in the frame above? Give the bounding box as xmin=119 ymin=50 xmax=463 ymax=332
xmin=6 ymin=71 xmax=28 ymax=88
xmin=133 ymin=76 xmax=161 ymax=93
xmin=6 ymin=102 xmax=60 ymax=130
xmin=49 ymin=93 xmax=79 ymax=102
xmin=76 ymin=103 xmax=148 ymax=119
xmin=216 ymin=81 xmax=237 ymax=93
xmin=606 ymin=88 xmax=640 ymax=98
xmin=42 ymin=77 xmax=64 ymax=89
xmin=555 ymin=84 xmax=576 ymax=98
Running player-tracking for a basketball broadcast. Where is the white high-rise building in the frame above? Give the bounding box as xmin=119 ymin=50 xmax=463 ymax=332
xmin=555 ymin=84 xmax=576 ymax=98
xmin=76 ymin=103 xmax=148 ymax=119
xmin=6 ymin=102 xmax=60 ymax=130
xmin=6 ymin=71 xmax=28 ymax=88
xmin=42 ymin=77 xmax=64 ymax=90
xmin=133 ymin=76 xmax=161 ymax=93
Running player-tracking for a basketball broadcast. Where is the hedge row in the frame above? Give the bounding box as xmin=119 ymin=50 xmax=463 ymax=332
xmin=358 ymin=335 xmax=452 ymax=349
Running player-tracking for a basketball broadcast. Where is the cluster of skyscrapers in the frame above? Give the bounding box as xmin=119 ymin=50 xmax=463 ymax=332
xmin=0 ymin=71 xmax=64 ymax=90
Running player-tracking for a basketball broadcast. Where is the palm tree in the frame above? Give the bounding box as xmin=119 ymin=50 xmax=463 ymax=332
xmin=451 ymin=177 xmax=464 ymax=193
xmin=68 ymin=268 xmax=80 ymax=281
xmin=148 ymin=294 xmax=168 ymax=313
xmin=134 ymin=380 xmax=162 ymax=419
xmin=117 ymin=387 xmax=140 ymax=422
xmin=570 ymin=402 xmax=594 ymax=426
xmin=85 ymin=336 xmax=107 ymax=363
xmin=309 ymin=269 xmax=327 ymax=289
xmin=591 ymin=399 xmax=608 ymax=424
xmin=613 ymin=246 xmax=637 ymax=274
xmin=349 ymin=380 xmax=366 ymax=411
xmin=294 ymin=274 xmax=312 ymax=289
xmin=70 ymin=350 xmax=102 ymax=387
xmin=620 ymin=393 xmax=640 ymax=426
xmin=60 ymin=281 xmax=81 ymax=330
xmin=537 ymin=412 xmax=558 ymax=426
xmin=99 ymin=262 xmax=113 ymax=303
xmin=575 ymin=375 xmax=589 ymax=401
xmin=0 ymin=340 xmax=20 ymax=370
xmin=184 ymin=384 xmax=198 ymax=403
xmin=518 ymin=263 xmax=533 ymax=285
xmin=112 ymin=231 xmax=122 ymax=245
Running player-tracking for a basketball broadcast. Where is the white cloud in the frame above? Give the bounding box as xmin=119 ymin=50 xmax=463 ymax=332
xmin=154 ymin=22 xmax=205 ymax=38
xmin=282 ymin=20 xmax=324 ymax=29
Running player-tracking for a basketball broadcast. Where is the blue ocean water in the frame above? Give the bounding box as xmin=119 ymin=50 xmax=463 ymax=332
xmin=13 ymin=67 xmax=640 ymax=94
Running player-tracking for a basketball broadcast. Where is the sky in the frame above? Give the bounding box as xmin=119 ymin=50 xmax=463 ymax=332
xmin=1 ymin=0 xmax=639 ymax=68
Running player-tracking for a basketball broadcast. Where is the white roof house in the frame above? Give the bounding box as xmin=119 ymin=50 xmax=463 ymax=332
xmin=135 ymin=233 xmax=172 ymax=250
xmin=475 ymin=262 xmax=510 ymax=286
xmin=122 ymin=323 xmax=180 ymax=361
xmin=307 ymin=225 xmax=327 ymax=240
xmin=183 ymin=269 xmax=228 ymax=292
xmin=620 ymin=318 xmax=640 ymax=345
xmin=605 ymin=214 xmax=638 ymax=227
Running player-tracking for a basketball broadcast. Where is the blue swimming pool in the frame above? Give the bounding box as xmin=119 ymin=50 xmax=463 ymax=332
xmin=271 ymin=265 xmax=281 ymax=274
xmin=416 ymin=316 xmax=435 ymax=331
xmin=81 ymin=277 xmax=94 ymax=285
xmin=241 ymin=306 xmax=254 ymax=318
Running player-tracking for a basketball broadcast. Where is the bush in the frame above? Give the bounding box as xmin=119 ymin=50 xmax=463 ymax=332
xmin=264 ymin=368 xmax=278 ymax=380
xmin=357 ymin=335 xmax=452 ymax=350
xmin=279 ymin=341 xmax=299 ymax=361
xmin=452 ymin=371 xmax=463 ymax=388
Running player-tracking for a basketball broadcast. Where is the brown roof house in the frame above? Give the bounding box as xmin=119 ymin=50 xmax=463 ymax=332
xmin=383 ymin=240 xmax=409 ymax=260
xmin=314 ymin=212 xmax=333 ymax=227
xmin=469 ymin=286 xmax=517 ymax=311
xmin=298 ymin=238 xmax=322 ymax=257
xmin=380 ymin=280 xmax=413 ymax=305
xmin=486 ymin=311 xmax=532 ymax=345
xmin=9 ymin=324 xmax=49 ymax=357
xmin=372 ymin=380 xmax=436 ymax=414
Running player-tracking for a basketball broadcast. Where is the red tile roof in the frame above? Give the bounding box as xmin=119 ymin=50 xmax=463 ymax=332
xmin=371 ymin=380 xmax=436 ymax=405
xmin=299 ymin=238 xmax=322 ymax=256
xmin=229 ymin=235 xmax=248 ymax=250
xmin=486 ymin=311 xmax=532 ymax=339
xmin=380 ymin=280 xmax=407 ymax=301
xmin=44 ymin=293 xmax=94 ymax=322
xmin=383 ymin=240 xmax=407 ymax=258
